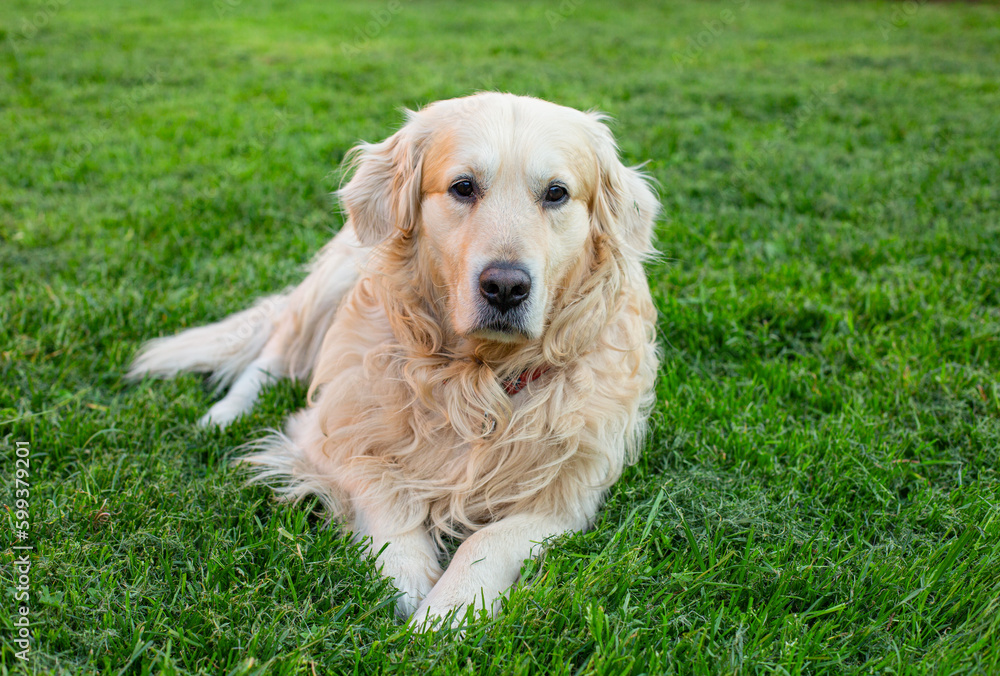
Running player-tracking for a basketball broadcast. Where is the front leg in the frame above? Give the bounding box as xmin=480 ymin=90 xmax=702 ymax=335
xmin=412 ymin=507 xmax=598 ymax=628
xmin=351 ymin=494 xmax=443 ymax=619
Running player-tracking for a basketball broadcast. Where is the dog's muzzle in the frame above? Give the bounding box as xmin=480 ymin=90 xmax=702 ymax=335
xmin=479 ymin=263 xmax=531 ymax=312
xmin=474 ymin=261 xmax=532 ymax=337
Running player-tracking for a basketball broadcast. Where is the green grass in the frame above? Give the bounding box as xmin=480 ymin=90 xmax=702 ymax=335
xmin=2 ymin=0 xmax=1000 ymax=672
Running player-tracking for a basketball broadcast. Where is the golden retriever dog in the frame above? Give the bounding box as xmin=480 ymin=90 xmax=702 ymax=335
xmin=129 ymin=92 xmax=659 ymax=626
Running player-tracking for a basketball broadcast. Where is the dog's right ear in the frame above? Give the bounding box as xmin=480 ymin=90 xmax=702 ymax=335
xmin=338 ymin=115 xmax=424 ymax=246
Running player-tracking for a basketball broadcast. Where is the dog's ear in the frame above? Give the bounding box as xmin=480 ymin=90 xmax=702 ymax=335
xmin=587 ymin=113 xmax=660 ymax=260
xmin=338 ymin=115 xmax=423 ymax=246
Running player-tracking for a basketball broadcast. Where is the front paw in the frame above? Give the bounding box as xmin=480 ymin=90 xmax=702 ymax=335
xmin=409 ymin=599 xmax=470 ymax=631
xmin=392 ymin=567 xmax=439 ymax=619
xmin=409 ymin=578 xmax=497 ymax=631
xmin=380 ymin=550 xmax=442 ymax=619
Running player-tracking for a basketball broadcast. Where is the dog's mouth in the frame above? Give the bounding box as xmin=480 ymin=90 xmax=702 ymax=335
xmin=467 ymin=307 xmax=532 ymax=343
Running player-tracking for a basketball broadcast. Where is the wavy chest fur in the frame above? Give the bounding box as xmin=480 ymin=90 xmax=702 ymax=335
xmin=305 ymin=271 xmax=657 ymax=540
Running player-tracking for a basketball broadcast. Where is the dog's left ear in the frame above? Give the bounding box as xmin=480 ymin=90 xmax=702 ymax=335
xmin=587 ymin=114 xmax=660 ymax=259
xmin=338 ymin=113 xmax=424 ymax=246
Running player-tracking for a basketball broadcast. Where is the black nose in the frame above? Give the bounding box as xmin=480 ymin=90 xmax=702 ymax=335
xmin=479 ymin=263 xmax=531 ymax=312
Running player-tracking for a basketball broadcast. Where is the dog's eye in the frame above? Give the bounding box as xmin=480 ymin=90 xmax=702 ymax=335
xmin=544 ymin=185 xmax=568 ymax=204
xmin=450 ymin=179 xmax=476 ymax=200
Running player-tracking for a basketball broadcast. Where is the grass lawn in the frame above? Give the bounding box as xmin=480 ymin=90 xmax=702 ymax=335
xmin=2 ymin=0 xmax=1000 ymax=672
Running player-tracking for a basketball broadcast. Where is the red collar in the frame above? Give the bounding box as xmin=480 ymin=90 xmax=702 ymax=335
xmin=502 ymin=366 xmax=550 ymax=396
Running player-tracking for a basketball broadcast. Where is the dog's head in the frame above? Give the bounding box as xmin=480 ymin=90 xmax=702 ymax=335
xmin=339 ymin=93 xmax=658 ymax=350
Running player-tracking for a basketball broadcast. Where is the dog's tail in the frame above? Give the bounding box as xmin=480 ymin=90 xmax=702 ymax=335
xmin=236 ymin=408 xmax=350 ymax=518
xmin=127 ymin=294 xmax=287 ymax=392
